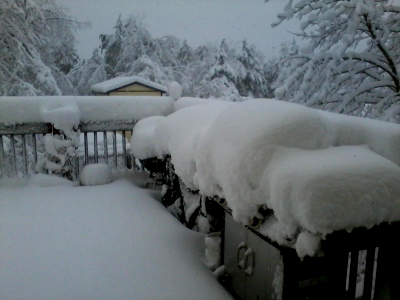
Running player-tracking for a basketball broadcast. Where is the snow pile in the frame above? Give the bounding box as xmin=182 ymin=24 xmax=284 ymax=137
xmin=168 ymin=81 xmax=183 ymax=100
xmin=91 ymin=76 xmax=168 ymax=93
xmin=79 ymin=164 xmax=113 ymax=186
xmin=40 ymin=100 xmax=80 ymax=140
xmin=131 ymin=116 xmax=166 ymax=159
xmin=132 ymin=99 xmax=400 ymax=258
xmin=0 ymin=96 xmax=174 ymax=125
xmin=205 ymin=232 xmax=222 ymax=271
xmin=295 ymin=232 xmax=322 ymax=259
xmin=153 ymin=101 xmax=232 ymax=190
xmin=28 ymin=174 xmax=79 ymax=188
xmin=261 ymin=146 xmax=400 ymax=236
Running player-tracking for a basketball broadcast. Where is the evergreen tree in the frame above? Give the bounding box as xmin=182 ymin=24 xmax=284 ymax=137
xmin=114 ymin=15 xmax=152 ymax=75
xmin=236 ymin=40 xmax=269 ymax=97
xmin=100 ymin=14 xmax=123 ymax=73
xmin=178 ymin=40 xmax=194 ymax=66
xmin=198 ymin=40 xmax=240 ymax=101
xmin=263 ymin=58 xmax=279 ymax=98
xmin=69 ymin=49 xmax=108 ymax=95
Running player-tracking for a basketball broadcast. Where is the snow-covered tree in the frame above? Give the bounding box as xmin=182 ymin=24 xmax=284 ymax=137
xmin=150 ymin=35 xmax=180 ymax=67
xmin=263 ymin=58 xmax=279 ymax=98
xmin=100 ymin=14 xmax=123 ymax=73
xmin=198 ymin=40 xmax=241 ymax=101
xmin=113 ymin=15 xmax=153 ymax=75
xmin=69 ymin=49 xmax=108 ymax=95
xmin=269 ymin=0 xmax=400 ymax=121
xmin=0 ymin=0 xmax=86 ymax=96
xmin=96 ymin=14 xmax=178 ymax=87
xmin=268 ymin=39 xmax=300 ymax=99
xmin=0 ymin=0 xmax=61 ymax=95
xmin=195 ymin=45 xmax=210 ymax=62
xmin=178 ymin=40 xmax=195 ymax=66
xmin=236 ymin=40 xmax=269 ymax=97
xmin=126 ymin=55 xmax=175 ymax=84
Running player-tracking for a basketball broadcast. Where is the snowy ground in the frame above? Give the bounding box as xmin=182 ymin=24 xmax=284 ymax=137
xmin=0 ymin=173 xmax=232 ymax=300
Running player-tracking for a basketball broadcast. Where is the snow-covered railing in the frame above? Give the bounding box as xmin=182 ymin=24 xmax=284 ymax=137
xmin=131 ymin=98 xmax=400 ymax=300
xmin=0 ymin=96 xmax=175 ymax=178
xmin=0 ymin=117 xmax=136 ymax=177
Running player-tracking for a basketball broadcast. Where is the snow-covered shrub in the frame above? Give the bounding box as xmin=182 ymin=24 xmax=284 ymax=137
xmin=36 ymin=100 xmax=81 ymax=180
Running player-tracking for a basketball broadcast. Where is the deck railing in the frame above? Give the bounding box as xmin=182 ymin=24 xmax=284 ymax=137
xmin=0 ymin=120 xmax=136 ymax=178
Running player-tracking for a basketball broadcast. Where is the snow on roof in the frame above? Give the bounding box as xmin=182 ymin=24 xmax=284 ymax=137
xmin=131 ymin=98 xmax=400 ymax=257
xmin=0 ymin=96 xmax=174 ymax=125
xmin=90 ymin=77 xmax=168 ymax=93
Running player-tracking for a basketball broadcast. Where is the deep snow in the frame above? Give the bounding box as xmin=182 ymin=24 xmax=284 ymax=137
xmin=0 ymin=173 xmax=232 ymax=300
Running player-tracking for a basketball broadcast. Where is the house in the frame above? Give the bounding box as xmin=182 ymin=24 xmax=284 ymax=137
xmin=91 ymin=76 xmax=168 ymax=96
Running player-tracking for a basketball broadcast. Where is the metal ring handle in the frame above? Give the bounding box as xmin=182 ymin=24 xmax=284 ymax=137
xmin=237 ymin=242 xmax=246 ymax=269
xmin=244 ymin=247 xmax=254 ymax=276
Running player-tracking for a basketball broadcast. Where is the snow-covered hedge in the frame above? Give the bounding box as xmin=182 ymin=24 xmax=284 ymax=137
xmin=131 ymin=98 xmax=400 ymax=258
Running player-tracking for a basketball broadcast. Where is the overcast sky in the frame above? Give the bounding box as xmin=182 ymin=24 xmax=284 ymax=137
xmin=56 ymin=0 xmax=299 ymax=60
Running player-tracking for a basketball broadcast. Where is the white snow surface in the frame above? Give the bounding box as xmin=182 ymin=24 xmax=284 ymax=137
xmin=79 ymin=163 xmax=113 ymax=186
xmin=0 ymin=96 xmax=174 ymax=125
xmin=90 ymin=76 xmax=168 ymax=93
xmin=174 ymin=97 xmax=224 ymax=111
xmin=0 ymin=174 xmax=232 ymax=300
xmin=131 ymin=99 xmax=400 ymax=256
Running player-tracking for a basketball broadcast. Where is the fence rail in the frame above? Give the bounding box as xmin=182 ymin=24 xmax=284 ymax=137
xmin=0 ymin=120 xmax=136 ymax=178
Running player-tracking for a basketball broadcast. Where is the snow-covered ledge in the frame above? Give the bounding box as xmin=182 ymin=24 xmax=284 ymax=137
xmin=131 ymin=98 xmax=400 ymax=258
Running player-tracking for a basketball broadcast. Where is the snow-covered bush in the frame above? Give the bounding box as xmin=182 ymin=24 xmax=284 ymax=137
xmin=36 ymin=100 xmax=81 ymax=180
